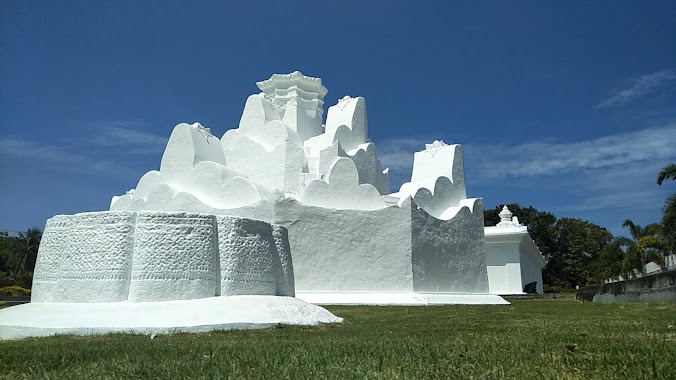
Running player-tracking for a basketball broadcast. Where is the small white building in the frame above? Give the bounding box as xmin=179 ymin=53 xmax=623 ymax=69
xmin=484 ymin=206 xmax=547 ymax=294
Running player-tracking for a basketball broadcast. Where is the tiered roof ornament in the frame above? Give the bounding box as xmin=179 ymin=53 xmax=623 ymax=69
xmin=497 ymin=205 xmax=521 ymax=227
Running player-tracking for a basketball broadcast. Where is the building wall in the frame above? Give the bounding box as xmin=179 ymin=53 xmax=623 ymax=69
xmin=484 ymin=232 xmax=545 ymax=295
xmin=577 ymin=270 xmax=676 ymax=303
xmin=412 ymin=202 xmax=489 ymax=294
xmin=34 ymin=212 xmax=136 ymax=303
xmin=273 ymin=196 xmax=490 ymax=295
xmin=273 ymin=198 xmax=414 ymax=293
xmin=31 ymin=211 xmax=293 ymax=303
xmin=485 ymin=244 xmax=523 ymax=294
xmin=129 ymin=212 xmax=219 ymax=302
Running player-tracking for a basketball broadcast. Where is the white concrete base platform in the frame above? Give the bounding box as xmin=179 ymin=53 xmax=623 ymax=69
xmin=296 ymin=292 xmax=509 ymax=305
xmin=0 ymin=296 xmax=342 ymax=340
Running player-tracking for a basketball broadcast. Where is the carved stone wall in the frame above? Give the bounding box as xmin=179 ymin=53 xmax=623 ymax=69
xmin=128 ymin=212 xmax=219 ymax=302
xmin=31 ymin=211 xmax=294 ymax=303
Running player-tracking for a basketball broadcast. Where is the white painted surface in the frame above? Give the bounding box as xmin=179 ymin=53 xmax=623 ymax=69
xmin=303 ymin=95 xmax=388 ymax=194
xmin=325 ymin=96 xmax=368 ymax=151
xmin=217 ymin=216 xmax=277 ymax=296
xmin=484 ymin=207 xmax=547 ymax=294
xmin=23 ymin=71 xmax=507 ymax=323
xmin=32 ymin=212 xmax=136 ymax=303
xmin=221 ymin=130 xmax=306 ymax=196
xmin=396 ymin=143 xmax=468 ymax=220
xmin=300 ymin=157 xmax=384 ymax=210
xmin=411 ymin=198 xmax=489 ymax=293
xmin=128 ymin=212 xmax=219 ymax=302
xmin=348 ymin=143 xmax=390 ymax=195
xmin=29 ymin=211 xmax=299 ymax=303
xmin=275 ymin=198 xmax=414 ymax=293
xmin=256 ymin=71 xmax=326 ymax=143
xmin=410 ymin=142 xmax=466 ymax=200
xmin=484 ymin=241 xmax=524 ymax=295
xmin=644 ymin=254 xmax=676 ymax=274
xmin=271 ymin=225 xmax=295 ymax=297
xmin=30 ymin=215 xmax=71 ymax=303
xmin=274 ymin=196 xmax=492 ymax=299
xmin=108 ymin=72 xmax=393 ymax=211
xmin=110 ymin=122 xmax=262 ymax=212
xmin=238 ymin=93 xmax=283 ymax=137
xmin=6 ymin=208 xmax=336 ymax=338
xmin=219 ymin=91 xmax=307 ymax=196
xmin=56 ymin=212 xmax=136 ymax=303
xmin=0 ymin=296 xmax=342 ymax=340
xmin=160 ymin=122 xmax=226 ymax=175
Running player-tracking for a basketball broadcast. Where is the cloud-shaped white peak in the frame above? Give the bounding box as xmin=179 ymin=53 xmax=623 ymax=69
xmin=160 ymin=122 xmax=226 ymax=176
xmin=226 ymin=94 xmax=302 ymax=151
xmin=399 ymin=176 xmax=474 ymax=220
xmin=239 ymin=93 xmax=281 ymax=130
xmin=111 ymin=122 xmax=261 ymax=212
xmin=325 ymin=96 xmax=368 ymax=151
xmin=119 ymin=183 xmax=261 ymax=214
xmin=300 ymin=157 xmax=384 ymax=211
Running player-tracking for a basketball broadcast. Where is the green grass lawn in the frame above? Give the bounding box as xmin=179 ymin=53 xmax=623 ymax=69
xmin=1 ymin=298 xmax=675 ymax=379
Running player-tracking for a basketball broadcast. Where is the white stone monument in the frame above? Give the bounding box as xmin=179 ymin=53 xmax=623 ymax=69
xmin=0 ymin=210 xmax=341 ymax=339
xmin=0 ymin=71 xmax=507 ymax=339
xmin=107 ymin=71 xmax=505 ymax=305
xmin=484 ymin=206 xmax=547 ymax=294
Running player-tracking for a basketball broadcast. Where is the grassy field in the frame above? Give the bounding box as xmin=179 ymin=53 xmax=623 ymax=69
xmin=1 ymin=298 xmax=675 ymax=379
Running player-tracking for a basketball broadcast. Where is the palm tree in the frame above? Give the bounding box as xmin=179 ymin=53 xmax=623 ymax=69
xmin=592 ymin=238 xmax=625 ymax=283
xmin=619 ymin=220 xmax=665 ymax=278
xmin=662 ymin=194 xmax=676 ymax=252
xmin=657 ymin=163 xmax=676 ymax=185
xmin=657 ymin=163 xmax=676 ymax=257
xmin=12 ymin=228 xmax=42 ymax=274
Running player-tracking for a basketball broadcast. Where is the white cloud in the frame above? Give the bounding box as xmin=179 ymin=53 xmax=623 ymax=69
xmin=555 ymin=190 xmax=660 ymax=213
xmin=0 ymin=120 xmax=168 ymax=177
xmin=87 ymin=121 xmax=167 ymax=147
xmin=548 ymin=157 xmax=673 ymax=212
xmin=1 ymin=138 xmax=80 ymax=163
xmin=596 ymin=69 xmax=676 ymax=108
xmin=0 ymin=138 xmax=137 ymax=177
xmin=376 ymin=137 xmax=427 ymax=172
xmin=466 ymin=124 xmax=676 ymax=181
xmin=0 ymin=120 xmax=168 ymax=179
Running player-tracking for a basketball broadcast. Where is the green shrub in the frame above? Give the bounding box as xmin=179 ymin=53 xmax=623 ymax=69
xmin=11 ymin=272 xmax=33 ymax=289
xmin=0 ymin=272 xmax=15 ymax=287
xmin=0 ymin=285 xmax=31 ymax=297
xmin=0 ymin=272 xmax=33 ymax=289
xmin=543 ymin=284 xmax=576 ymax=293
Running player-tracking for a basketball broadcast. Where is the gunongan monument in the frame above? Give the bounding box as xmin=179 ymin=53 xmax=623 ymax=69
xmin=0 ymin=71 xmax=505 ymax=339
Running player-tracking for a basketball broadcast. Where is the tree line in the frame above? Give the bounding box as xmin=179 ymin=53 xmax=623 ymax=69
xmin=0 ymin=229 xmax=41 ymax=289
xmin=485 ymin=163 xmax=675 ymax=290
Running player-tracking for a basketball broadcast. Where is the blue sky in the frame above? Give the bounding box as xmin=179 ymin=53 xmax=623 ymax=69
xmin=1 ymin=1 xmax=675 ymax=236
